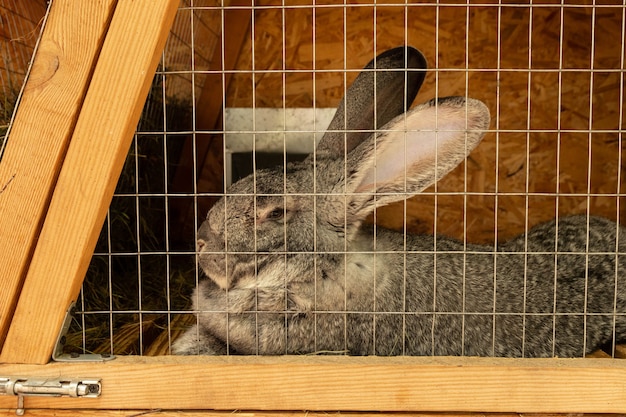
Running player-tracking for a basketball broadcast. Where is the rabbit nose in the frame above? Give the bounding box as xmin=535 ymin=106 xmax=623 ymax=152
xmin=196 ymin=239 xmax=206 ymax=253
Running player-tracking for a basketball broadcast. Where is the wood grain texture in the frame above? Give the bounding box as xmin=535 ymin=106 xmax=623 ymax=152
xmin=0 ymin=0 xmax=116 ymax=349
xmin=0 ymin=0 xmax=179 ymax=365
xmin=169 ymin=0 xmax=252 ymax=241
xmin=0 ymin=412 xmax=590 ymax=417
xmin=0 ymin=356 xmax=624 ymax=413
xmin=0 ymin=412 xmax=605 ymax=417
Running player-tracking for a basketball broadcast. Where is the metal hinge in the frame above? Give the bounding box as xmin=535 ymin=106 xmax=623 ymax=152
xmin=0 ymin=377 xmax=101 ymax=415
xmin=53 ymin=302 xmax=115 ymax=362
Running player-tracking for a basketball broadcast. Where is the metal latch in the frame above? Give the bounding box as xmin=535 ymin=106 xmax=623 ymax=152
xmin=0 ymin=377 xmax=101 ymax=415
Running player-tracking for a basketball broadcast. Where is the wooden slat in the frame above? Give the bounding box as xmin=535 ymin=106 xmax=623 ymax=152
xmin=0 ymin=411 xmax=573 ymax=417
xmin=195 ymin=0 xmax=252 ymax=132
xmin=0 ymin=412 xmax=598 ymax=417
xmin=0 ymin=356 xmax=624 ymax=413
xmin=0 ymin=0 xmax=116 ymax=348
xmin=169 ymin=0 xmax=252 ymax=240
xmin=0 ymin=0 xmax=180 ymax=365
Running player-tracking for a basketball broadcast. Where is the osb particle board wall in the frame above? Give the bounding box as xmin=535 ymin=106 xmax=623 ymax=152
xmin=187 ymin=0 xmax=625 ymax=245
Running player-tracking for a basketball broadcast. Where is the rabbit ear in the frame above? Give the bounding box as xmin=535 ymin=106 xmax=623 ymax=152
xmin=316 ymin=46 xmax=427 ymax=157
xmin=341 ymin=96 xmax=490 ymax=222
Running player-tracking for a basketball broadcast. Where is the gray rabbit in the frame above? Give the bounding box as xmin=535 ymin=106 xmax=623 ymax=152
xmin=173 ymin=46 xmax=626 ymax=357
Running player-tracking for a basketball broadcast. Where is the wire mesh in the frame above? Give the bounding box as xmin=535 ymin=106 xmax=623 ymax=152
xmin=52 ymin=0 xmax=626 ymax=358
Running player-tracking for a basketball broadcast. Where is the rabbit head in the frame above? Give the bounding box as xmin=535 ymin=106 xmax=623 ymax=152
xmin=195 ymin=46 xmax=489 ymax=291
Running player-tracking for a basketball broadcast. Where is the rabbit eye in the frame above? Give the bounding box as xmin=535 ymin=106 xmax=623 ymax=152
xmin=267 ymin=208 xmax=285 ymax=220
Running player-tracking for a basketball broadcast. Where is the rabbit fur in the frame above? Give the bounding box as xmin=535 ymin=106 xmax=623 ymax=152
xmin=173 ymin=46 xmax=626 ymax=357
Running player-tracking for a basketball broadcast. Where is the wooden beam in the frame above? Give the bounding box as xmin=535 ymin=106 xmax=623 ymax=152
xmin=0 ymin=356 xmax=624 ymax=413
xmin=0 ymin=0 xmax=179 ymax=365
xmin=0 ymin=0 xmax=117 ymax=349
xmin=168 ymin=0 xmax=252 ymax=241
xmin=195 ymin=0 xmax=253 ymax=132
xmin=0 ymin=411 xmax=562 ymax=417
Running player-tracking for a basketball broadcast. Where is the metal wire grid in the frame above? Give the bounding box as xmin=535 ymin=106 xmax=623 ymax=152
xmin=68 ymin=0 xmax=626 ymax=357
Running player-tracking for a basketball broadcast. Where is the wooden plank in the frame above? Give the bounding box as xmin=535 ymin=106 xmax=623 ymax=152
xmin=0 ymin=0 xmax=116 ymax=349
xmin=195 ymin=0 xmax=252 ymax=132
xmin=0 ymin=0 xmax=180 ymax=365
xmin=0 ymin=411 xmax=565 ymax=417
xmin=0 ymin=356 xmax=624 ymax=413
xmin=169 ymin=0 xmax=252 ymax=241
xmin=0 ymin=412 xmax=596 ymax=417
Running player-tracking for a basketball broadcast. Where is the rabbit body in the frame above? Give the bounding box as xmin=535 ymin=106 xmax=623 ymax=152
xmin=173 ymin=47 xmax=626 ymax=357
xmin=175 ymin=210 xmax=626 ymax=357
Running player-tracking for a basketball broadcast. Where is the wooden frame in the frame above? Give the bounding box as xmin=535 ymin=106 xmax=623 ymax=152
xmin=0 ymin=0 xmax=179 ymax=365
xmin=0 ymin=356 xmax=624 ymax=413
xmin=0 ymin=0 xmax=116 ymax=348
xmin=1 ymin=0 xmax=626 ymax=414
